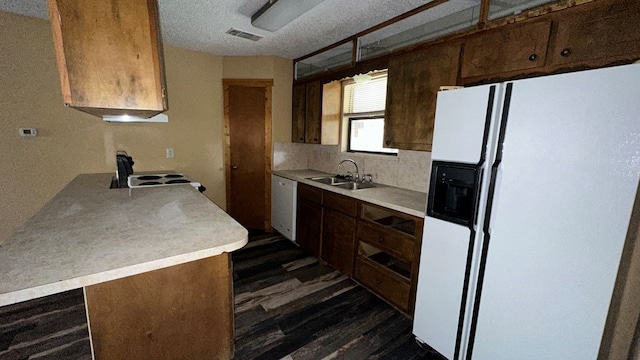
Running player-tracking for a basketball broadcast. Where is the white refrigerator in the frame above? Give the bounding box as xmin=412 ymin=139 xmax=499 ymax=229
xmin=412 ymin=64 xmax=640 ymax=360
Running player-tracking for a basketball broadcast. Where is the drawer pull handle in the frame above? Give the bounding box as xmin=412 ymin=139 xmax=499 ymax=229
xmin=560 ymin=48 xmax=572 ymax=57
xmin=375 ymin=279 xmax=382 ymax=285
xmin=528 ymin=53 xmax=537 ymax=61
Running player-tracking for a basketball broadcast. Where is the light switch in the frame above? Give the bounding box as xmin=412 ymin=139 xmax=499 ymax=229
xmin=166 ymin=148 xmax=174 ymax=158
xmin=19 ymin=128 xmax=37 ymax=137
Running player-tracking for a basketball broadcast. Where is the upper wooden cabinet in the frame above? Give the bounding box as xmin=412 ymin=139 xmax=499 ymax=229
xmin=292 ymin=84 xmax=307 ymax=143
xmin=461 ymin=20 xmax=551 ymax=81
xmin=291 ymin=81 xmax=341 ymax=144
xmin=547 ymin=0 xmax=640 ymax=69
xmin=384 ymin=42 xmax=461 ymax=151
xmin=47 ymin=0 xmax=167 ymax=118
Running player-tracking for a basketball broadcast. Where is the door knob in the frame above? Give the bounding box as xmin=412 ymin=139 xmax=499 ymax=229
xmin=232 ymin=165 xmax=238 ymax=170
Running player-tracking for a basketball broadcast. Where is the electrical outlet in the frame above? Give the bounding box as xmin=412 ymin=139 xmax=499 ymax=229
xmin=166 ymin=148 xmax=174 ymax=158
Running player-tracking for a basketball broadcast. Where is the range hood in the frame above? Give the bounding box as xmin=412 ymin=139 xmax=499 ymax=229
xmin=103 ymin=113 xmax=169 ymax=123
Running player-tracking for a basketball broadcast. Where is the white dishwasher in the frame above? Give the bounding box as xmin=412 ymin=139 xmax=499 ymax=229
xmin=271 ymin=174 xmax=297 ymax=242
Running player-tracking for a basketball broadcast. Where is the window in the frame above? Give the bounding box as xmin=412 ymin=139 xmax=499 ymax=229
xmin=343 ymin=73 xmax=397 ymax=155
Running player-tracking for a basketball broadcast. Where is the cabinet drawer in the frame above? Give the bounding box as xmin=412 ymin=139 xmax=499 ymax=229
xmin=323 ymin=191 xmax=358 ymax=217
xmin=357 ymin=222 xmax=414 ymax=262
xmin=355 ymin=257 xmax=410 ymax=312
xmin=298 ymin=183 xmax=322 ymax=204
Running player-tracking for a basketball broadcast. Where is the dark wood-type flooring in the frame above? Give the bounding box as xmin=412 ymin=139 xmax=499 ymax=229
xmin=233 ymin=232 xmax=444 ymax=360
xmin=0 ymin=289 xmax=92 ymax=360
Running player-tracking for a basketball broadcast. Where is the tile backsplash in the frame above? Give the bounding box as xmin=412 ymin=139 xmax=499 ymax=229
xmin=273 ymin=142 xmax=431 ymax=193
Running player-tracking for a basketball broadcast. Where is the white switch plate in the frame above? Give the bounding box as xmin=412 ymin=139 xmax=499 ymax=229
xmin=166 ymin=148 xmax=174 ymax=158
xmin=19 ymin=128 xmax=37 ymax=137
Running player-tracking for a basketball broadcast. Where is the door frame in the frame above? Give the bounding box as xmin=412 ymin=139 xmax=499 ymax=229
xmin=223 ymin=79 xmax=273 ymax=231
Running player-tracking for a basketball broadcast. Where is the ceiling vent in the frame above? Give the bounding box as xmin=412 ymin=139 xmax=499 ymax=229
xmin=226 ymin=28 xmax=263 ymax=41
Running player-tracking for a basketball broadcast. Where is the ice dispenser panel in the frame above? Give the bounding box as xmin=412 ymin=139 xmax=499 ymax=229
xmin=427 ymin=161 xmax=479 ymax=227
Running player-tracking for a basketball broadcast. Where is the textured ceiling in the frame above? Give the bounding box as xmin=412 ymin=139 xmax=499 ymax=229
xmin=0 ymin=0 xmax=442 ymax=59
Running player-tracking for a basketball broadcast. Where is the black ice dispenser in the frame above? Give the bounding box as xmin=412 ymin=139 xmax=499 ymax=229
xmin=427 ymin=161 xmax=480 ymax=227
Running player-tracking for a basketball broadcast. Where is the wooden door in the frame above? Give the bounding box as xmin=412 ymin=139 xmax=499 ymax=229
xmin=224 ymin=79 xmax=273 ymax=230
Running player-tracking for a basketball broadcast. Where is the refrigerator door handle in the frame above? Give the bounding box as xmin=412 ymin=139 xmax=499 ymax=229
xmin=465 ymin=82 xmax=513 ymax=360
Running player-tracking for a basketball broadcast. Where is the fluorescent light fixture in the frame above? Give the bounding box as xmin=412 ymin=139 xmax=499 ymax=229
xmin=251 ymin=0 xmax=324 ymax=32
xmin=103 ymin=113 xmax=168 ymax=123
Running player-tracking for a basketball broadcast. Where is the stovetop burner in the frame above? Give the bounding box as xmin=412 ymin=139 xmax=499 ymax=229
xmin=166 ymin=179 xmax=190 ymax=184
xmin=127 ymin=173 xmax=201 ymax=190
xmin=137 ymin=175 xmax=162 ymax=180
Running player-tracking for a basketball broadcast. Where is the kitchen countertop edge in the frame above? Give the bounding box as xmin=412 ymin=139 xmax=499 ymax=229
xmin=0 ymin=173 xmax=248 ymax=307
xmin=273 ymin=169 xmax=427 ymax=218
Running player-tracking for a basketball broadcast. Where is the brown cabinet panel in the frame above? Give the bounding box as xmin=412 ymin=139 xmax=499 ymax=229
xmin=461 ymin=20 xmax=551 ymax=80
xmin=323 ymin=190 xmax=358 ymax=217
xmin=357 ymin=221 xmax=415 ymax=263
xmin=298 ymin=182 xmax=323 ymax=204
xmin=355 ymin=257 xmax=411 ymax=313
xmin=47 ymin=0 xmax=167 ymax=118
xmin=305 ymin=81 xmax=322 ymax=144
xmin=384 ymin=42 xmax=461 ymax=151
xmin=296 ymin=184 xmax=323 ymax=257
xmin=296 ymin=199 xmax=322 ymax=258
xmin=548 ymin=1 xmax=640 ymax=68
xmin=292 ymin=84 xmax=306 ymax=143
xmin=85 ymin=255 xmax=233 ymax=360
xmin=322 ymin=209 xmax=357 ymax=276
xmin=291 ymin=80 xmax=338 ymax=144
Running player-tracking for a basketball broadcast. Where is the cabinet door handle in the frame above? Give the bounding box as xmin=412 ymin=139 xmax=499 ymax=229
xmin=299 ymin=137 xmax=304 ymax=141
xmin=232 ymin=165 xmax=238 ymax=170
xmin=375 ymin=278 xmax=382 ymax=285
xmin=560 ymin=48 xmax=572 ymax=57
xmin=528 ymin=53 xmax=537 ymax=61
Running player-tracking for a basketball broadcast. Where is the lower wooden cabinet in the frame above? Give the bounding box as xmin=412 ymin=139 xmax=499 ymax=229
xmin=354 ymin=256 xmax=411 ymax=311
xmin=296 ymin=183 xmax=322 ymax=257
xmin=295 ymin=183 xmax=424 ymax=316
xmin=354 ymin=202 xmax=423 ymax=315
xmin=322 ymin=208 xmax=357 ymax=277
xmin=321 ymin=191 xmax=358 ymax=276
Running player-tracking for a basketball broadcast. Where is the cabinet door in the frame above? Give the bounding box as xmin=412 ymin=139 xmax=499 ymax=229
xmin=296 ymin=184 xmax=322 ymax=257
xmin=548 ymin=0 xmax=640 ymax=68
xmin=384 ymin=43 xmax=461 ymax=151
xmin=322 ymin=209 xmax=356 ymax=277
xmin=48 ymin=0 xmax=167 ymax=118
xmin=292 ymin=84 xmax=306 ymax=143
xmin=305 ymin=81 xmax=322 ymax=144
xmin=296 ymin=200 xmax=322 ymax=258
xmin=461 ymin=20 xmax=551 ymax=81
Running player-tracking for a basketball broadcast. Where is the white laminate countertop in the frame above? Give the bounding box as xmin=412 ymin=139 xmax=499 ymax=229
xmin=273 ymin=169 xmax=427 ymax=218
xmin=0 ymin=173 xmax=248 ymax=307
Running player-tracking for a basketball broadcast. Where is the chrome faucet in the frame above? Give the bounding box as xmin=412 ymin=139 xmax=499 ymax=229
xmin=338 ymin=159 xmax=359 ymax=182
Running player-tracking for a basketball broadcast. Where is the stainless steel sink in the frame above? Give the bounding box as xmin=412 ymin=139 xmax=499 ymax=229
xmin=334 ymin=182 xmax=376 ymax=190
xmin=307 ymin=176 xmax=350 ymax=185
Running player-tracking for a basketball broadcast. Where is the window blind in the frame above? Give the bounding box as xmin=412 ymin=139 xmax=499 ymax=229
xmin=344 ymin=76 xmax=387 ymax=114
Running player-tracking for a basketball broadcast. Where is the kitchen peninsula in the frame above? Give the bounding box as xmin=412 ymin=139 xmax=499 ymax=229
xmin=0 ymin=173 xmax=247 ymax=359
